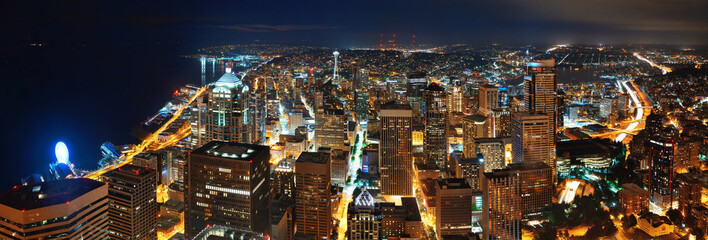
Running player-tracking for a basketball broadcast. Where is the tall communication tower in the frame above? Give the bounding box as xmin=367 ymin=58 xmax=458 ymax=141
xmin=333 ymin=51 xmax=340 ymax=81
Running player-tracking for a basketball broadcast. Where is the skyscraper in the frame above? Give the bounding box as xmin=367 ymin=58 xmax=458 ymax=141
xmin=511 ymin=112 xmax=555 ymax=181
xmin=649 ymin=134 xmax=677 ymax=209
xmin=475 ymin=137 xmax=507 ymax=172
xmin=483 ymin=169 xmax=522 ymax=240
xmin=295 ymin=152 xmax=332 ymax=239
xmin=205 ymin=67 xmax=252 ymax=144
xmin=424 ymin=83 xmax=448 ymax=169
xmin=347 ymin=190 xmax=382 ymax=240
xmin=315 ymin=108 xmax=348 ymax=151
xmin=0 ymin=179 xmax=109 ymax=239
xmin=435 ymin=178 xmax=474 ymax=238
xmin=104 ymin=164 xmax=158 ymax=240
xmin=508 ymin=162 xmax=553 ymax=224
xmin=463 ymin=114 xmax=488 ymax=158
xmin=524 ymin=59 xmax=557 ymax=124
xmin=490 ymin=107 xmax=511 ymax=138
xmin=479 ymin=84 xmax=499 ymax=115
xmin=379 ymin=103 xmax=414 ymax=196
xmin=185 ymin=141 xmax=271 ymax=237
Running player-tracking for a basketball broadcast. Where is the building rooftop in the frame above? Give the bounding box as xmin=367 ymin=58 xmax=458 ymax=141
xmin=557 ymin=139 xmax=611 ymax=157
xmin=192 ymin=141 xmax=270 ymax=161
xmin=437 ymin=178 xmax=472 ymax=189
xmin=677 ymin=171 xmax=708 ymax=188
xmin=105 ymin=164 xmax=156 ymax=178
xmin=0 ymin=178 xmax=105 ymax=210
xmin=296 ymin=152 xmax=330 ymax=164
xmin=619 ymin=183 xmax=648 ymax=195
xmin=380 ymin=102 xmax=412 ymax=110
xmin=464 ymin=114 xmax=487 ymax=123
xmin=425 ymin=82 xmax=445 ymax=92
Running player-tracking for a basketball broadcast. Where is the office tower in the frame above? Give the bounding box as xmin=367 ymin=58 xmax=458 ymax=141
xmin=132 ymin=152 xmax=164 ymax=185
xmin=354 ymin=68 xmax=370 ymax=122
xmin=618 ymin=183 xmax=649 ymax=216
xmin=479 ymin=84 xmax=499 ymax=115
xmin=452 ymin=155 xmax=484 ymax=190
xmin=447 ymin=86 xmax=464 ymax=114
xmin=0 ymin=179 xmax=109 ymax=239
xmin=483 ymin=168 xmax=522 ymax=240
xmin=491 ymin=107 xmax=511 ymax=138
xmin=295 ymin=152 xmax=332 ymax=239
xmin=379 ymin=104 xmax=414 ymax=196
xmin=289 ymin=111 xmax=304 ymax=134
xmin=104 ymin=164 xmax=158 ymax=240
xmin=511 ymin=112 xmax=555 ymax=181
xmin=475 ymin=138 xmax=507 ymax=172
xmin=649 ymin=134 xmax=677 ymax=209
xmin=380 ymin=198 xmax=423 ymax=238
xmin=185 ymin=141 xmax=271 ymax=237
xmin=507 ymin=162 xmax=553 ymax=224
xmin=424 ymin=83 xmax=448 ymax=169
xmin=600 ymin=98 xmax=616 ymax=119
xmin=406 ymin=72 xmax=427 ymax=116
xmin=205 ymin=68 xmax=252 ymax=143
xmin=524 ymin=59 xmax=557 ymax=129
xmin=315 ymin=108 xmax=348 ymax=151
xmin=435 ymin=178 xmax=474 ymax=238
xmin=273 ymin=158 xmax=296 ymax=199
xmin=462 ymin=115 xmax=488 ymax=158
xmin=347 ymin=190 xmax=382 ymax=240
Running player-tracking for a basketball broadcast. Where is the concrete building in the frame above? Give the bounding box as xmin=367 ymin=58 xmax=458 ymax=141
xmin=479 ymin=84 xmax=499 ymax=116
xmin=104 ymin=164 xmax=158 ymax=240
xmin=617 ymin=183 xmax=649 ymax=216
xmin=380 ymin=198 xmax=423 ymax=239
xmin=295 ymin=152 xmax=332 ymax=239
xmin=347 ymin=190 xmax=381 ymax=240
xmin=435 ymin=178 xmax=474 ymax=238
xmin=482 ymin=168 xmax=521 ymax=240
xmin=0 ymin=178 xmax=109 ymax=239
xmin=185 ymin=141 xmax=271 ymax=237
xmin=511 ymin=112 xmax=555 ymax=182
xmin=315 ymin=108 xmax=348 ymax=151
xmin=475 ymin=137 xmax=507 ymax=173
xmin=462 ymin=114 xmax=488 ymax=158
xmin=524 ymin=59 xmax=558 ymax=131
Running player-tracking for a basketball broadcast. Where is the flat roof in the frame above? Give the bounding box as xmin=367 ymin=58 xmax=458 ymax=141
xmin=105 ymin=164 xmax=156 ymax=178
xmin=0 ymin=178 xmax=105 ymax=210
xmin=296 ymin=152 xmax=330 ymax=164
xmin=192 ymin=141 xmax=270 ymax=161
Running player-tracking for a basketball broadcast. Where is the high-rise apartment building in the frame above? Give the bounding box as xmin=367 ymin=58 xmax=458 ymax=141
xmin=649 ymin=134 xmax=677 ymax=209
xmin=104 ymin=164 xmax=158 ymax=240
xmin=424 ymin=83 xmax=448 ymax=169
xmin=295 ymin=152 xmax=332 ymax=239
xmin=205 ymin=68 xmax=252 ymax=143
xmin=185 ymin=141 xmax=271 ymax=237
xmin=379 ymin=103 xmax=414 ymax=196
xmin=0 ymin=179 xmax=109 ymax=239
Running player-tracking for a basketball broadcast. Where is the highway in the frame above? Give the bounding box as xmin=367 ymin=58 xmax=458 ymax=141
xmin=633 ymin=52 xmax=672 ymax=75
xmin=614 ymin=80 xmax=652 ymax=143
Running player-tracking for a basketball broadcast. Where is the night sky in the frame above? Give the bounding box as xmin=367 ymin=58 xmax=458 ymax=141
xmin=2 ymin=0 xmax=707 ymax=47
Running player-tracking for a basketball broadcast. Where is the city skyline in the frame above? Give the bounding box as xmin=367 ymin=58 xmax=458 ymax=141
xmin=1 ymin=2 xmax=708 ymax=240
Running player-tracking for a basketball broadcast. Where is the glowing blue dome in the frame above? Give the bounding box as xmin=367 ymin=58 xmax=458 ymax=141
xmin=55 ymin=142 xmax=70 ymax=164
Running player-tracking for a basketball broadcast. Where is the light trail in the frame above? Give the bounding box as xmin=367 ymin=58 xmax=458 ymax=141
xmin=335 ymin=129 xmax=365 ymax=240
xmin=615 ymin=80 xmax=648 ymax=142
xmin=634 ymin=52 xmax=672 ymax=74
xmin=559 ymin=180 xmax=581 ymax=204
xmin=84 ymin=86 xmax=207 ymax=179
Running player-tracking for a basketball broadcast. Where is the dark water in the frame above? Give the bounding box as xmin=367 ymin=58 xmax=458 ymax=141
xmin=557 ymin=66 xmax=603 ymax=83
xmin=0 ymin=43 xmax=208 ymax=190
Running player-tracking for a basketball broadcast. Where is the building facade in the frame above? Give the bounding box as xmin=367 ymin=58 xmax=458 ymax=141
xmin=104 ymin=164 xmax=158 ymax=240
xmin=295 ymin=152 xmax=332 ymax=239
xmin=185 ymin=141 xmax=271 ymax=237
xmin=379 ymin=104 xmax=414 ymax=196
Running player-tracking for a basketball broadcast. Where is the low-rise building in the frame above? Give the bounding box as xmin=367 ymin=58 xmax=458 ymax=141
xmin=617 ymin=183 xmax=649 ymax=216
